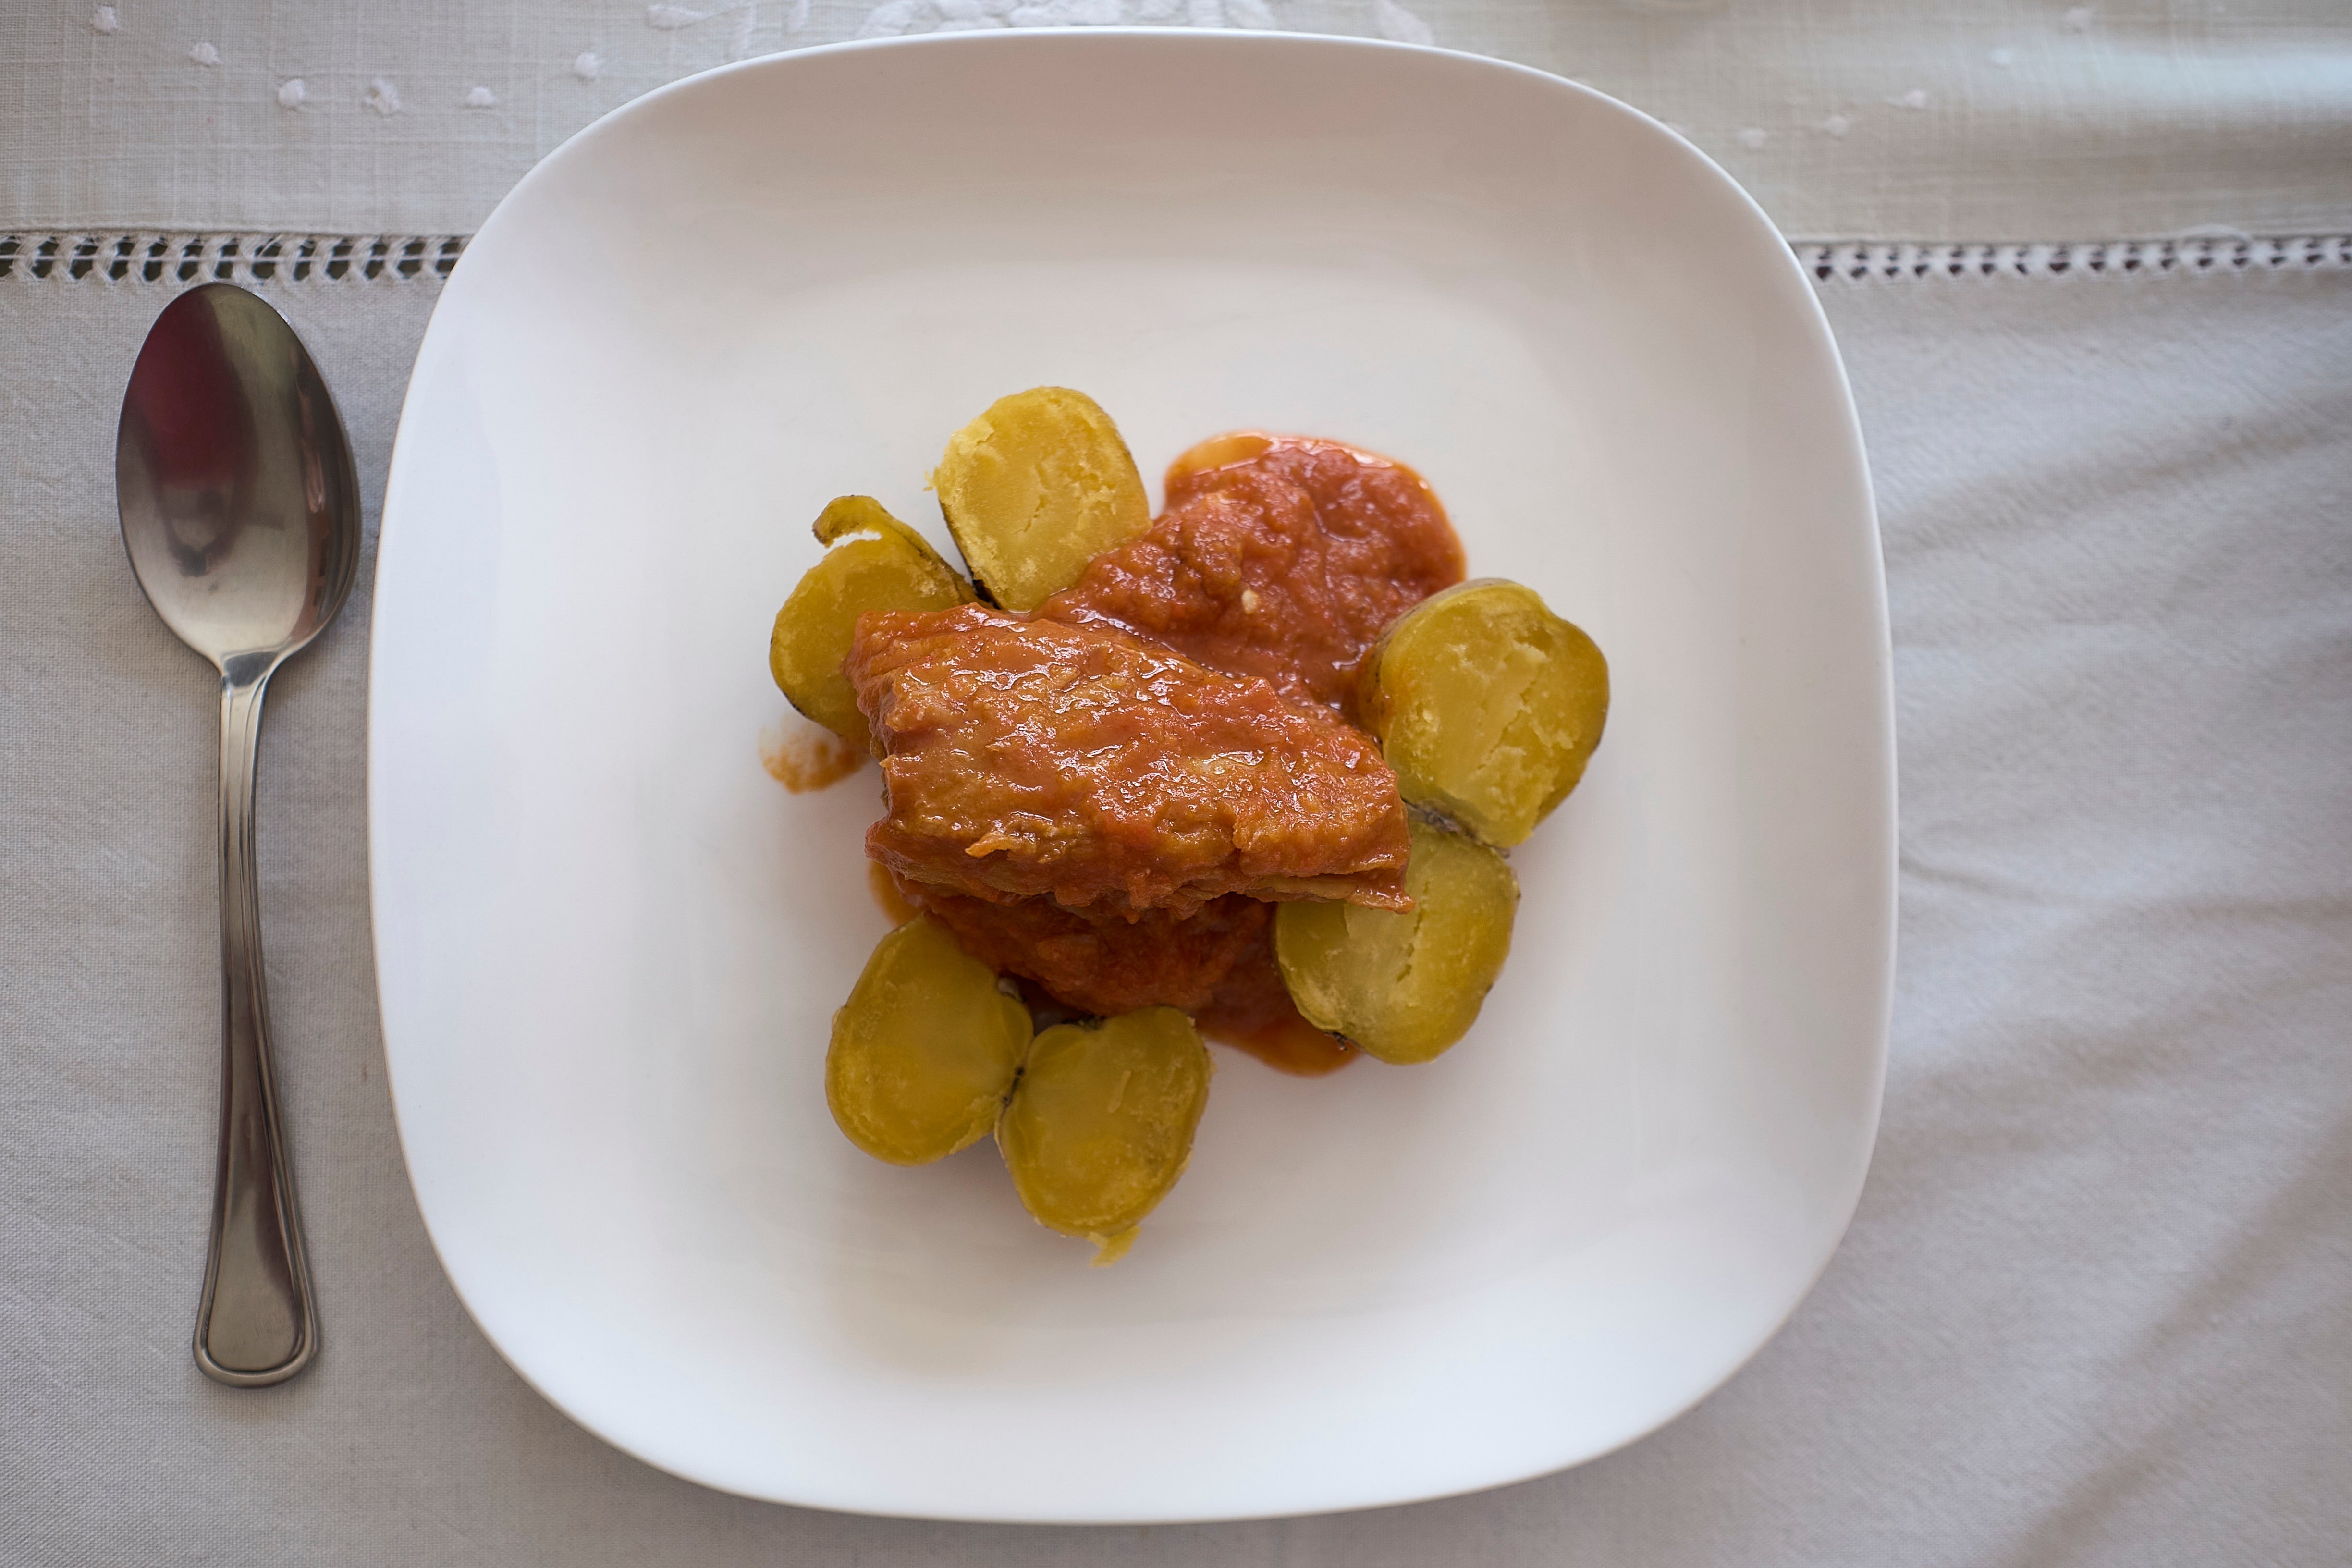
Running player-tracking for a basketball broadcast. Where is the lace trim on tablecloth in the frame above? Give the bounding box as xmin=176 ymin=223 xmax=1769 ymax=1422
xmin=6 ymin=232 xmax=2348 ymax=285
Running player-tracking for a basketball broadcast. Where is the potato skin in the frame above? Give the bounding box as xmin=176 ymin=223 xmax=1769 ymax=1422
xmin=770 ymin=497 xmax=972 ymax=741
xmin=997 ymin=1006 xmax=1213 ymax=1264
xmin=827 ymin=915 xmax=1033 ymax=1166
xmin=1356 ymin=579 xmax=1608 ymax=847
xmin=932 ymin=388 xmax=1152 ymax=612
xmin=1274 ymin=817 xmax=1518 ymax=1065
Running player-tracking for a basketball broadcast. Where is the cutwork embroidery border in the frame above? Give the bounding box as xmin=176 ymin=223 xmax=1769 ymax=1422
xmin=0 ymin=233 xmax=466 ymax=282
xmin=1800 ymin=236 xmax=2352 ymax=281
xmin=7 ymin=232 xmax=2348 ymax=284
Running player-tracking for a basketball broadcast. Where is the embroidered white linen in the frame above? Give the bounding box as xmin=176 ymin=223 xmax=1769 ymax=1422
xmin=3 ymin=0 xmax=2349 ymax=1553
xmin=3 ymin=0 xmax=2350 ymax=241
xmin=0 ymin=259 xmax=2344 ymax=1563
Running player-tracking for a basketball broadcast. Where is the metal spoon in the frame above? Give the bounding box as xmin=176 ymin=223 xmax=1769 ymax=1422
xmin=116 ymin=283 xmax=360 ymax=1387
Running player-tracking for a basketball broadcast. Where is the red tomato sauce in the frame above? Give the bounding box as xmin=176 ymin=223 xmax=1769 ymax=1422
xmin=1041 ymin=434 xmax=1465 ymax=713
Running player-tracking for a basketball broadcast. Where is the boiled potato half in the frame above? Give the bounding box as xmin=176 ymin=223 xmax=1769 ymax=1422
xmin=827 ymin=914 xmax=1033 ymax=1166
xmin=1274 ymin=817 xmax=1518 ymax=1065
xmin=771 ymin=496 xmax=973 ymax=741
xmin=931 ymin=387 xmax=1152 ymax=612
xmin=997 ymin=1006 xmax=1213 ymax=1264
xmin=1357 ymin=579 xmax=1608 ymax=847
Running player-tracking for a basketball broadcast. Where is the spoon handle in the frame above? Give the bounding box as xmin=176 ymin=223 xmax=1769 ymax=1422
xmin=194 ymin=656 xmax=319 ymax=1386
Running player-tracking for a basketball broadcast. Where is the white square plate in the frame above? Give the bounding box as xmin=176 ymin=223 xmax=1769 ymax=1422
xmin=372 ymin=31 xmax=1892 ymax=1522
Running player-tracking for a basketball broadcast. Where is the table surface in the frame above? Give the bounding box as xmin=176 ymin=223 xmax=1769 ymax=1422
xmin=3 ymin=3 xmax=2349 ymax=1563
xmin=4 ymin=0 xmax=2352 ymax=241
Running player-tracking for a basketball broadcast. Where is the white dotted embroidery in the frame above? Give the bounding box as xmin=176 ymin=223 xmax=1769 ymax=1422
xmin=646 ymin=0 xmax=774 ymax=53
xmin=1892 ymin=87 xmax=1928 ymax=109
xmin=1372 ymin=0 xmax=1433 ymax=46
xmin=856 ymin=0 xmax=922 ymax=35
xmin=57 ymin=0 xmax=1451 ymax=77
xmin=364 ymin=77 xmax=402 ymax=115
xmin=853 ymin=0 xmax=1305 ymax=38
xmin=1822 ymin=113 xmax=1852 ymax=137
xmin=2064 ymin=6 xmax=2095 ymax=31
xmin=276 ymin=78 xmax=306 ymax=110
xmin=465 ymin=86 xmax=498 ymax=108
xmin=1013 ymin=0 xmax=1120 ymax=24
xmin=1987 ymin=46 xmax=2017 ymax=67
xmin=1736 ymin=127 xmax=1767 ymax=150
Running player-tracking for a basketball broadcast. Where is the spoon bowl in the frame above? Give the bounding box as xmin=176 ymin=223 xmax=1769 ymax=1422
xmin=119 ymin=283 xmax=360 ymax=668
xmin=116 ymin=282 xmax=361 ymax=1386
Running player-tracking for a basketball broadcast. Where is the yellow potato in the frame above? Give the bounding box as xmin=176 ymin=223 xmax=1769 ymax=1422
xmin=997 ymin=1006 xmax=1212 ymax=1264
xmin=827 ymin=915 xmax=1033 ymax=1166
xmin=931 ymin=387 xmax=1152 ymax=612
xmin=770 ymin=496 xmax=972 ymax=741
xmin=1356 ymin=579 xmax=1608 ymax=847
xmin=1274 ymin=817 xmax=1518 ymax=1065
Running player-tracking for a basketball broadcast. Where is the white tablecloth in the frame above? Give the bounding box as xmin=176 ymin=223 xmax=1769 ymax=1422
xmin=5 ymin=0 xmax=2350 ymax=1556
xmin=3 ymin=257 xmax=2345 ymax=1565
xmin=4 ymin=0 xmax=2351 ymax=241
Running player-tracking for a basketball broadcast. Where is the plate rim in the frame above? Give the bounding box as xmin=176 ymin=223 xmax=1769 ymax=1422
xmin=368 ymin=26 xmax=1896 ymax=1524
